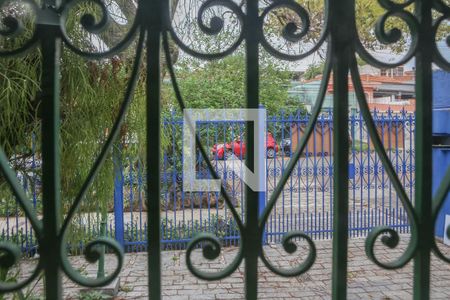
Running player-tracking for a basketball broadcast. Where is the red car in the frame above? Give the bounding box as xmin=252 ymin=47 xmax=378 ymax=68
xmin=211 ymin=132 xmax=279 ymax=160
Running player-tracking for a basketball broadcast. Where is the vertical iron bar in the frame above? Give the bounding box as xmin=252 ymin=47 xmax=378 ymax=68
xmin=330 ymin=0 xmax=354 ymax=298
xmin=97 ymin=214 xmax=106 ymax=278
xmin=413 ymin=0 xmax=433 ymax=298
xmin=146 ymin=0 xmax=162 ymax=297
xmin=245 ymin=0 xmax=259 ymax=298
xmin=113 ymin=146 xmax=125 ymax=247
xmin=39 ymin=6 xmax=62 ymax=298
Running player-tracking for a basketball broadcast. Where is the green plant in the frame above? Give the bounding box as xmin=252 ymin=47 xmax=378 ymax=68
xmin=159 ymin=214 xmax=240 ymax=248
xmin=78 ymin=291 xmax=111 ymax=300
xmin=0 ymin=263 xmax=44 ymax=300
xmin=118 ymin=285 xmax=133 ymax=293
xmin=0 ymin=267 xmax=20 ymax=300
xmin=352 ymin=140 xmax=369 ymax=152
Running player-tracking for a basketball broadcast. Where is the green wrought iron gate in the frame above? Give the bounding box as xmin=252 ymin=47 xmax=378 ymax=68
xmin=0 ymin=0 xmax=449 ymax=299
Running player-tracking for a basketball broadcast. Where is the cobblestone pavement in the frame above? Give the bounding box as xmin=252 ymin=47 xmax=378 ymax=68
xmin=11 ymin=235 xmax=450 ymax=299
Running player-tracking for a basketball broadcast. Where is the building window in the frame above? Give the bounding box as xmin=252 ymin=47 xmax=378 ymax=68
xmin=380 ymin=67 xmax=404 ymax=77
xmin=393 ymin=66 xmax=404 ymax=76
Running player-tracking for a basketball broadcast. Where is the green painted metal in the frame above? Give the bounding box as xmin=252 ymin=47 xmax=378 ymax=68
xmin=0 ymin=0 xmax=449 ymax=299
xmin=329 ymin=1 xmax=352 ymax=297
xmin=244 ymin=0 xmax=260 ymax=299
xmin=146 ymin=0 xmax=162 ymax=298
xmin=413 ymin=1 xmax=434 ymax=299
xmin=97 ymin=216 xmax=107 ymax=279
xmin=39 ymin=16 xmax=63 ymax=300
xmin=352 ymin=58 xmax=419 ymax=270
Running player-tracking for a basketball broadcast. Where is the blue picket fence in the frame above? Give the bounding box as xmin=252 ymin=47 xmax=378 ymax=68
xmin=0 ymin=110 xmax=415 ymax=253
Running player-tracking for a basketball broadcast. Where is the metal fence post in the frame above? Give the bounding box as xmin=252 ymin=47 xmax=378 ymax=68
xmin=259 ymin=105 xmax=267 ymax=244
xmin=258 ymin=192 xmax=266 ymax=244
xmin=113 ymin=146 xmax=125 ymax=248
xmin=39 ymin=6 xmax=63 ymax=297
xmin=330 ymin=0 xmax=353 ymax=297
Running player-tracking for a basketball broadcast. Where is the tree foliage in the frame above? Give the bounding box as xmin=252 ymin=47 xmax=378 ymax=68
xmin=303 ymin=62 xmax=324 ymax=81
xmin=168 ymin=54 xmax=296 ymax=115
xmin=0 ymin=4 xmax=149 ymax=244
xmin=267 ymin=0 xmax=449 ymax=55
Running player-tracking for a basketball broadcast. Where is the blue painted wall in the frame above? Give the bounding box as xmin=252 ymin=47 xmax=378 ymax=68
xmin=433 ymin=70 xmax=450 ymax=238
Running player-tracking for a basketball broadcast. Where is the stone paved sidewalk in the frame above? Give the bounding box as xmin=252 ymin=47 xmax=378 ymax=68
xmin=10 ymin=235 xmax=450 ymax=299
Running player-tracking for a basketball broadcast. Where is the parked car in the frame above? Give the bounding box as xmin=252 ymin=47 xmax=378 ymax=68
xmin=211 ymin=132 xmax=279 ymax=160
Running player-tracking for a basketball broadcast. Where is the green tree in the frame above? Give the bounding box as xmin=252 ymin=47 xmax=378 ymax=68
xmin=0 ymin=3 xmax=151 ymax=247
xmin=169 ymin=54 xmax=297 ymax=115
xmin=303 ymin=62 xmax=324 ymax=80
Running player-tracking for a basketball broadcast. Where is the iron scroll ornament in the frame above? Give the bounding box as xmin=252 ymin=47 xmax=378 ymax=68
xmin=58 ymin=28 xmax=145 ymax=287
xmin=0 ymin=0 xmax=141 ymax=59
xmin=0 ymin=1 xmax=146 ymax=291
xmin=163 ymin=0 xmax=404 ymax=281
xmin=169 ymin=0 xmax=450 ymax=286
xmin=59 ymin=0 xmax=141 ymax=59
xmin=163 ymin=0 xmax=447 ymax=281
xmin=162 ymin=0 xmax=331 ymax=278
xmin=0 ymin=0 xmax=40 ymax=57
xmin=164 ymin=0 xmax=329 ymax=61
xmin=162 ymin=28 xmax=324 ymax=278
xmin=160 ymin=0 xmax=334 ymax=280
xmin=432 ymin=0 xmax=450 ymax=71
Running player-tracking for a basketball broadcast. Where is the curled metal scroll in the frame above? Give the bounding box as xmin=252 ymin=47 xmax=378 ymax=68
xmin=163 ymin=30 xmax=246 ymax=279
xmin=59 ymin=0 xmax=140 ymax=59
xmin=350 ymin=55 xmax=418 ymax=269
xmin=185 ymin=233 xmax=243 ymax=280
xmin=259 ymin=231 xmax=316 ymax=277
xmin=60 ymin=28 xmax=145 ymax=238
xmin=258 ymin=45 xmax=332 ymax=275
xmin=60 ymin=237 xmax=124 ymax=287
xmin=166 ymin=24 xmax=333 ymax=280
xmin=431 ymin=0 xmax=450 ymax=71
xmin=0 ymin=0 xmax=140 ymax=59
xmin=58 ymin=28 xmax=145 ymax=287
xmin=259 ymin=0 xmax=329 ymax=61
xmin=355 ymin=0 xmax=419 ymax=68
xmin=0 ymin=2 xmax=144 ymax=291
xmin=0 ymin=242 xmax=43 ymax=292
xmin=166 ymin=0 xmax=330 ymax=62
xmin=0 ymin=0 xmax=40 ymax=57
xmin=165 ymin=0 xmax=245 ymax=60
xmin=162 ymin=30 xmax=245 ymax=233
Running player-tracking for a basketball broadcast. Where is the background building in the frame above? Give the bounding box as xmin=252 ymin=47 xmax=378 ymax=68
xmin=289 ymin=65 xmax=416 ymax=113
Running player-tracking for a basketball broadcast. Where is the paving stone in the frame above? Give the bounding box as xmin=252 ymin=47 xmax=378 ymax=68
xmin=8 ymin=235 xmax=450 ymax=299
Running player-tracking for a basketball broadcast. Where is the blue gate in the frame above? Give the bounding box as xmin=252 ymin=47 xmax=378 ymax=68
xmin=0 ymin=110 xmax=415 ymax=253
xmin=111 ymin=109 xmax=415 ymax=252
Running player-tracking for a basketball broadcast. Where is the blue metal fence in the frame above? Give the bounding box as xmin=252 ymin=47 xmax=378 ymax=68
xmin=0 ymin=110 xmax=415 ymax=253
xmin=113 ymin=109 xmax=415 ymax=251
